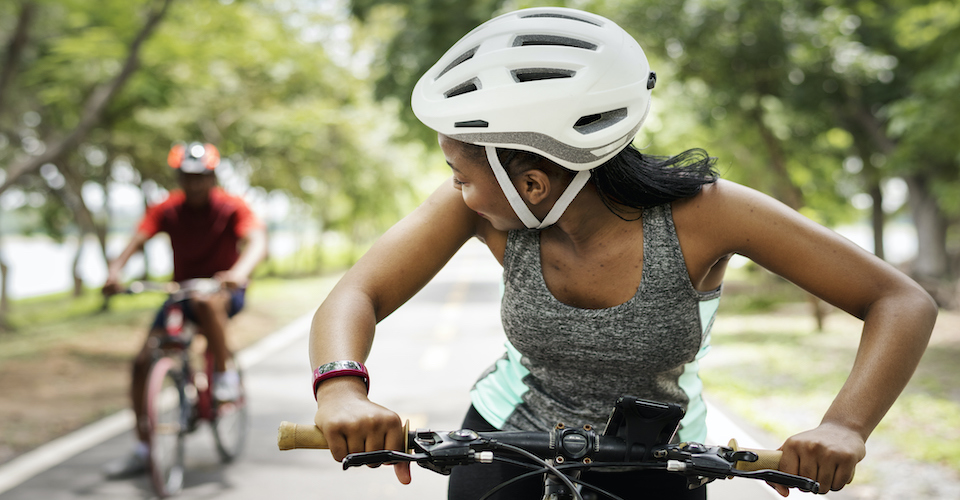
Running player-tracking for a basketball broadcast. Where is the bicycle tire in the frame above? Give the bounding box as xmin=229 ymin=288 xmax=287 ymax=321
xmin=212 ymin=367 xmax=248 ymax=462
xmin=145 ymin=356 xmax=186 ymax=497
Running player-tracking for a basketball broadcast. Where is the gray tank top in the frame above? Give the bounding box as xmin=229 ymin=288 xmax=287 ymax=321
xmin=469 ymin=203 xmax=721 ymax=441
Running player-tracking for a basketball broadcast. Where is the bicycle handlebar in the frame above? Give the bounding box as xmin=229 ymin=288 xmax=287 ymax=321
xmin=276 ymin=421 xmax=818 ymax=493
xmin=122 ymin=278 xmax=223 ymax=300
xmin=278 ymin=422 xmax=328 ymax=450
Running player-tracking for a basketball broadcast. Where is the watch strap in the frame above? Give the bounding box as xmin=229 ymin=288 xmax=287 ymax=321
xmin=313 ymin=360 xmax=369 ymax=399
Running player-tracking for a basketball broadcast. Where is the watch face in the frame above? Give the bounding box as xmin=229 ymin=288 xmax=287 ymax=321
xmin=319 ymin=360 xmax=364 ymax=374
xmin=313 ymin=360 xmax=369 ymax=398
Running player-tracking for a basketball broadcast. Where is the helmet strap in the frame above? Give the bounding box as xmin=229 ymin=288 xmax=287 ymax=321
xmin=485 ymin=146 xmax=591 ymax=230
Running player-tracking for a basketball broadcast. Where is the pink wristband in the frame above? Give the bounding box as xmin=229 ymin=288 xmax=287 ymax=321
xmin=313 ymin=360 xmax=369 ymax=399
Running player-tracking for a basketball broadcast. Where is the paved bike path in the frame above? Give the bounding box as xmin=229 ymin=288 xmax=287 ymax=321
xmin=0 ymin=240 xmax=837 ymax=499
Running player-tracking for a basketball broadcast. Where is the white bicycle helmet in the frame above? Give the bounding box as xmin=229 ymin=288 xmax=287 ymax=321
xmin=412 ymin=7 xmax=656 ymax=228
xmin=168 ymin=142 xmax=220 ymax=174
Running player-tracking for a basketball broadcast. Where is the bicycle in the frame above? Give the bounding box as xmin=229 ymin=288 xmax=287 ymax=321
xmin=278 ymin=396 xmax=819 ymax=500
xmin=125 ymin=278 xmax=249 ymax=497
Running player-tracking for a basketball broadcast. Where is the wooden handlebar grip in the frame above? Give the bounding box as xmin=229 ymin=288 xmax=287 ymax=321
xmin=278 ymin=421 xmax=328 ymax=450
xmin=728 ymin=438 xmax=782 ymax=471
xmin=278 ymin=420 xmax=411 ymax=451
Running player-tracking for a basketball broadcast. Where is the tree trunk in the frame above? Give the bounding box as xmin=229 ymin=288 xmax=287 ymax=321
xmin=138 ymin=184 xmax=151 ymax=281
xmin=0 ymin=0 xmax=175 ymax=195
xmin=72 ymin=233 xmax=85 ymax=297
xmin=843 ymin=100 xmax=894 ymax=262
xmin=751 ymin=109 xmax=804 ymax=210
xmin=55 ymin=161 xmax=110 ymax=265
xmin=0 ymin=256 xmax=9 ymax=330
xmin=905 ymin=175 xmax=953 ymax=307
xmin=0 ymin=257 xmax=8 ymax=313
xmin=0 ymin=235 xmax=8 ymax=314
xmin=750 ymin=108 xmax=827 ymax=328
xmin=869 ymin=180 xmax=885 ymax=261
xmin=0 ymin=224 xmax=10 ymax=329
xmin=0 ymin=2 xmax=35 ymax=117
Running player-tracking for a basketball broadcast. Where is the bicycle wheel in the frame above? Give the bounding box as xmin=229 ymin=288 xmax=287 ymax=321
xmin=145 ymin=356 xmax=186 ymax=497
xmin=212 ymin=367 xmax=248 ymax=462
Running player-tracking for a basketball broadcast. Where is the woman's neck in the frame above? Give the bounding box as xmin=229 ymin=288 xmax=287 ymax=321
xmin=544 ymin=184 xmax=640 ymax=251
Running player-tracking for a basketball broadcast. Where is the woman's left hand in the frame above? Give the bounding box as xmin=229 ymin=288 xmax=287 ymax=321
xmin=773 ymin=422 xmax=866 ymax=496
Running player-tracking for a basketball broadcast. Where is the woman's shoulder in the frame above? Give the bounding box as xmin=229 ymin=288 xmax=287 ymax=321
xmin=671 ymin=179 xmax=751 ymax=223
xmin=673 ymin=178 xmax=797 ymax=218
xmin=670 ymin=179 xmax=802 ymax=256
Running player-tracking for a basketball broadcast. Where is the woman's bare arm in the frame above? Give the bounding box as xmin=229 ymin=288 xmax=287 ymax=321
xmin=308 ymin=179 xmax=481 ymax=483
xmin=695 ymin=180 xmax=937 ymax=494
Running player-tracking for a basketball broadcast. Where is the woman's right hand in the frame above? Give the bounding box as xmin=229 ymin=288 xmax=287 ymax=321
xmin=314 ymin=376 xmax=411 ymax=484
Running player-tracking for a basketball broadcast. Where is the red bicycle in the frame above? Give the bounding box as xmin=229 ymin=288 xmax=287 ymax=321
xmin=129 ymin=279 xmax=248 ymax=497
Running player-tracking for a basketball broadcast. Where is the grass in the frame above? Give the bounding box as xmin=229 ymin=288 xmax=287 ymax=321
xmin=702 ymin=293 xmax=960 ymax=485
xmin=0 ymin=272 xmax=344 ymax=465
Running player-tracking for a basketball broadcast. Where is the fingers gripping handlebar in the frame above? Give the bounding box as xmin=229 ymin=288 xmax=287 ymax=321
xmin=277 ymin=420 xmax=411 ymax=452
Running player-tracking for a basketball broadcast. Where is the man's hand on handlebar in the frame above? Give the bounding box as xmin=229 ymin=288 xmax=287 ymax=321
xmin=775 ymin=422 xmax=864 ymax=497
xmin=101 ymin=273 xmax=123 ymax=297
xmin=212 ymin=269 xmax=246 ymax=290
xmin=314 ymin=377 xmax=411 ymax=484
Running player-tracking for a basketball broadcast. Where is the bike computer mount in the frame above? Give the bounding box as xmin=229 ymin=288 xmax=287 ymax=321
xmin=601 ymin=396 xmax=684 ymax=460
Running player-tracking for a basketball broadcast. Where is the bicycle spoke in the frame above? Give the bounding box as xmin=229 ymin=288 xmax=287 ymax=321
xmin=212 ymin=369 xmax=249 ymax=462
xmin=146 ymin=358 xmax=186 ymax=497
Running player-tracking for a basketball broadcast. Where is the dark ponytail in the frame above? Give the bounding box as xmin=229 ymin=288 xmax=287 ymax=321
xmin=592 ymin=145 xmax=718 ymax=219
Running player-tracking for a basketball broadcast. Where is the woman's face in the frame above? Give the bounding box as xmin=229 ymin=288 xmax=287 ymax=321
xmin=438 ymin=134 xmax=524 ymax=231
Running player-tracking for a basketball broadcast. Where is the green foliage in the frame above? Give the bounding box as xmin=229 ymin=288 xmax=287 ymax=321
xmin=1 ymin=0 xmax=430 ymax=270
xmin=884 ymin=1 xmax=960 ymax=215
xmin=3 ymin=0 xmax=959 ymax=299
xmin=344 ymin=0 xmax=959 ymax=236
xmin=348 ymin=0 xmax=510 ymax=146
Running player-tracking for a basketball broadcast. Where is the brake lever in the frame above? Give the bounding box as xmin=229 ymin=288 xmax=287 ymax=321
xmin=730 ymin=469 xmax=820 ymax=493
xmin=342 ymin=450 xmax=427 ymax=469
xmin=660 ymin=443 xmax=820 ymax=494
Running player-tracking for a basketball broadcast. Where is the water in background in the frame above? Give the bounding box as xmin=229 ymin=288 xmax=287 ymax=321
xmin=0 ymin=232 xmax=301 ymax=299
xmin=0 ymin=224 xmax=916 ymax=300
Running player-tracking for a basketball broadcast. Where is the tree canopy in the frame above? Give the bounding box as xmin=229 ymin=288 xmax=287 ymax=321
xmin=346 ymin=0 xmax=960 ymax=304
xmin=0 ymin=0 xmax=436 ymax=316
xmin=0 ymin=0 xmax=957 ymax=306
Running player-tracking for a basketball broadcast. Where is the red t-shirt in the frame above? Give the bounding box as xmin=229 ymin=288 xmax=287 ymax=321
xmin=137 ymin=188 xmax=263 ymax=282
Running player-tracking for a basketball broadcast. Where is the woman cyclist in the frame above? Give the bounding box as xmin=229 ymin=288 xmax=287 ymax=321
xmin=308 ymin=7 xmax=936 ymax=499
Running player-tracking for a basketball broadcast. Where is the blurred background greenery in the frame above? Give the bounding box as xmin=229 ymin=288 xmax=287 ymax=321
xmin=0 ymin=0 xmax=958 ymax=310
xmin=0 ymin=0 xmax=958 ymax=496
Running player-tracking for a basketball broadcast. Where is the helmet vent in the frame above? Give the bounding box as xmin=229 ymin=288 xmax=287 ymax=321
xmin=574 ymin=108 xmax=627 ymax=134
xmin=444 ymin=78 xmax=481 ymax=98
xmin=512 ymin=68 xmax=576 ymax=82
xmin=437 ymin=46 xmax=479 ymax=79
xmin=521 ymin=12 xmax=601 ymax=27
xmin=513 ymin=34 xmax=597 ymax=51
xmin=454 ymin=120 xmax=489 ymax=128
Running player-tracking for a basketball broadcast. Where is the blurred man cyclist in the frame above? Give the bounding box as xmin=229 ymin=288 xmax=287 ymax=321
xmin=102 ymin=142 xmax=267 ymax=478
